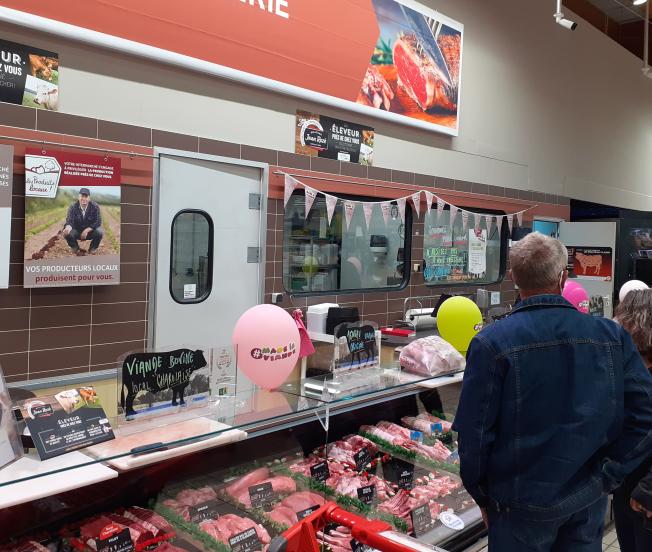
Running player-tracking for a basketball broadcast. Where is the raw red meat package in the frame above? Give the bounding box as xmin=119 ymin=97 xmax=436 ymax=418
xmin=399 ymin=336 xmax=465 ymax=377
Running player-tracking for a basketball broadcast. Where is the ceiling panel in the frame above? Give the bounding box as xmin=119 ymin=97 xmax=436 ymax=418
xmin=583 ymin=0 xmax=647 ymax=23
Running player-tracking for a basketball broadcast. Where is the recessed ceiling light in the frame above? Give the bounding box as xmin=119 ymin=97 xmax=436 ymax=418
xmin=633 ymin=0 xmax=648 ymax=6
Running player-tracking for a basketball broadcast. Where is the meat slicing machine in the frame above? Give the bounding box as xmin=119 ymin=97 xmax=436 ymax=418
xmin=268 ymin=501 xmax=448 ymax=552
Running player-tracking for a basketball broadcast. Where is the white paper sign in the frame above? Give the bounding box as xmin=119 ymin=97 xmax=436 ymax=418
xmin=283 ymin=174 xmax=297 ymax=207
xmin=0 ymin=145 xmax=12 ymax=289
xmin=183 ymin=283 xmax=197 ymax=299
xmin=468 ymin=229 xmax=488 ymax=276
xmin=439 ymin=511 xmax=465 ymax=531
xmin=25 ymin=153 xmax=61 ymax=198
xmin=325 ymin=194 xmax=338 ymax=225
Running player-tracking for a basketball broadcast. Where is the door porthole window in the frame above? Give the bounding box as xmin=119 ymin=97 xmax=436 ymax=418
xmin=170 ymin=210 xmax=213 ymax=304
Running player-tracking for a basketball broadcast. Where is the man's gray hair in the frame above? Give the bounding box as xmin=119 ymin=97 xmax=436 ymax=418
xmin=510 ymin=232 xmax=568 ymax=291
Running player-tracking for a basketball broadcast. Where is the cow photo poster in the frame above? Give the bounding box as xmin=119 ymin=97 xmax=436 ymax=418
xmin=0 ymin=39 xmax=59 ymax=110
xmin=572 ymin=247 xmax=613 ymax=281
xmin=119 ymin=349 xmax=210 ymax=421
xmin=24 ymin=149 xmax=121 ymax=288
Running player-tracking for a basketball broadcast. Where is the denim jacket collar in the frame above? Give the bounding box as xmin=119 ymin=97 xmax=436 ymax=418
xmin=512 ymin=294 xmax=576 ymax=314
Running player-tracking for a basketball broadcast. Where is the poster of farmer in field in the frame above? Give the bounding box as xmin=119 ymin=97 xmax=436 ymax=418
xmin=23 ymin=149 xmax=121 ymax=288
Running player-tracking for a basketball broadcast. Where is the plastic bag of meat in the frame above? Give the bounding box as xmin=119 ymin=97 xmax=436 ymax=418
xmin=399 ymin=336 xmax=465 ymax=377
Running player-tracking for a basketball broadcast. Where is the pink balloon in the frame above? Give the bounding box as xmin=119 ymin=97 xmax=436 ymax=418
xmin=232 ymin=305 xmax=300 ymax=390
xmin=564 ymin=280 xmax=582 ymax=293
xmin=563 ymin=283 xmax=589 ymax=314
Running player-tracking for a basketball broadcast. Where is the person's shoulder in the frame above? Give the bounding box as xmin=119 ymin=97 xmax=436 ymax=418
xmin=585 ymin=315 xmax=624 ymax=340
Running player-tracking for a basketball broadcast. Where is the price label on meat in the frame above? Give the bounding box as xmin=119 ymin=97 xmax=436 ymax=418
xmin=97 ymin=526 xmax=135 ymax=552
xmin=357 ymin=484 xmax=376 ymax=505
xmin=296 ymin=505 xmax=321 ymax=520
xmin=389 ymin=459 xmax=415 ymax=491
xmin=410 ymin=503 xmax=433 ymax=538
xmin=248 ymin=482 xmax=274 ymax=510
xmin=189 ymin=500 xmax=221 ymax=524
xmin=439 ymin=511 xmax=465 ymax=531
xmin=228 ymin=527 xmax=262 ymax=552
xmin=310 ymin=461 xmax=330 ymax=483
xmin=354 ymin=447 xmax=372 ymax=471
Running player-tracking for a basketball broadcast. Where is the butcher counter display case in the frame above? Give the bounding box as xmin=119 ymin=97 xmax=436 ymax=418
xmin=0 ymin=373 xmax=484 ymax=552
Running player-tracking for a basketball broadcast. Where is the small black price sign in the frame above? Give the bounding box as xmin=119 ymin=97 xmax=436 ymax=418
xmin=248 ymin=482 xmax=274 ymax=510
xmin=410 ymin=503 xmax=433 ymax=538
xmin=354 ymin=447 xmax=372 ymax=471
xmin=97 ymin=528 xmax=135 ymax=552
xmin=189 ymin=500 xmax=220 ymax=524
xmin=350 ymin=539 xmax=373 ymax=552
xmin=357 ymin=484 xmax=375 ymax=506
xmin=296 ymin=504 xmax=321 ymax=520
xmin=385 ymin=458 xmax=415 ymax=491
xmin=310 ymin=460 xmax=330 ymax=483
xmin=228 ymin=527 xmax=262 ymax=552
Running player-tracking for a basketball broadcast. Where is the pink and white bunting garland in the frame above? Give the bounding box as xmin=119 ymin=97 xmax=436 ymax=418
xmin=424 ymin=191 xmax=434 ymax=216
xmin=380 ymin=202 xmax=391 ymax=225
xmin=484 ymin=214 xmax=493 ymax=234
xmin=325 ymin=194 xmax=338 ymax=226
xmin=449 ymin=205 xmax=459 ymax=226
xmin=497 ymin=216 xmax=504 ymax=238
xmin=461 ymin=211 xmax=470 ymax=232
xmin=284 ymin=174 xmax=297 ymax=207
xmin=507 ymin=214 xmax=514 ymax=235
xmin=516 ymin=211 xmax=523 ymax=227
xmin=411 ymin=192 xmax=421 ymax=220
xmin=363 ymin=203 xmax=374 ymax=230
xmin=436 ymin=197 xmax=446 ymax=224
xmin=343 ymin=200 xmax=356 ymax=230
xmin=304 ymin=186 xmax=317 ymax=219
xmin=397 ymin=197 xmax=406 ymax=224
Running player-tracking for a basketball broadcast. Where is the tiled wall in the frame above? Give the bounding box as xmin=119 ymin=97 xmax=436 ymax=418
xmin=0 ymin=102 xmax=569 ymax=384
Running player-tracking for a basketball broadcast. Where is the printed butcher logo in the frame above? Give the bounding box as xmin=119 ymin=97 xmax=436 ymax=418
xmin=121 ymin=349 xmax=207 ymax=417
xmin=250 ymin=343 xmax=296 ymax=362
xmin=575 ymin=253 xmax=603 ymax=275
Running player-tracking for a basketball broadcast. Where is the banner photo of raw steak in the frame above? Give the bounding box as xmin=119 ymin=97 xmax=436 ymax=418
xmin=358 ymin=0 xmax=463 ymax=133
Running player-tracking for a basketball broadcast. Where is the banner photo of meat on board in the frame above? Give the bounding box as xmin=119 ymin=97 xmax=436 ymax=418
xmin=0 ymin=39 xmax=59 ymax=110
xmin=0 ymin=0 xmax=463 ymax=135
xmin=296 ymin=111 xmax=375 ymax=165
xmin=572 ymin=247 xmax=613 ymax=281
xmin=23 ymin=149 xmax=121 ymax=288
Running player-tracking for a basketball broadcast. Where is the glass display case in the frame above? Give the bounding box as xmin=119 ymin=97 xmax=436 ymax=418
xmin=0 ymin=372 xmax=483 ymax=552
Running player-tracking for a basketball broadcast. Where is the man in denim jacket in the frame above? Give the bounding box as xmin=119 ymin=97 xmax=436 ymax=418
xmin=454 ymin=232 xmax=652 ymax=551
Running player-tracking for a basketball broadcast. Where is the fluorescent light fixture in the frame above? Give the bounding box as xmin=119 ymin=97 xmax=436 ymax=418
xmin=633 ymin=0 xmax=648 ymax=6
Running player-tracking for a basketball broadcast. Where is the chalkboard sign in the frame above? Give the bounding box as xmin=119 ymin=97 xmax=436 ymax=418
xmin=410 ymin=503 xmax=433 ymax=537
xmin=120 ymin=349 xmax=209 ymax=419
xmin=334 ymin=321 xmax=379 ymax=374
xmin=310 ymin=461 xmax=330 ymax=483
xmin=354 ymin=447 xmax=373 ymax=471
xmin=248 ymin=482 xmax=274 ymax=510
xmin=228 ymin=527 xmax=261 ymax=552
xmin=189 ymin=500 xmax=221 ymax=524
xmin=384 ymin=458 xmax=415 ymax=491
xmin=357 ymin=484 xmax=375 ymax=505
xmin=423 ymin=246 xmax=467 ymax=282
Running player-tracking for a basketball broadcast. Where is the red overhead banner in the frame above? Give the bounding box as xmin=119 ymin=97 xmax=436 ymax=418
xmin=2 ymin=0 xmax=463 ymax=135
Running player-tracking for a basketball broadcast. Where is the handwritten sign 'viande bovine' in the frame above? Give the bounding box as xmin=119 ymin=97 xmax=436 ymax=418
xmin=120 ymin=349 xmax=208 ymax=418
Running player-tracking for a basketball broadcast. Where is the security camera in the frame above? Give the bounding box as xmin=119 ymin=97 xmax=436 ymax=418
xmin=556 ymin=17 xmax=578 ymax=30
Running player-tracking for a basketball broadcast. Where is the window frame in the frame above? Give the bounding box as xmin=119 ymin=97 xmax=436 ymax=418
xmin=169 ymin=209 xmax=214 ymax=305
xmin=423 ymin=205 xmax=509 ymax=288
xmin=282 ymin=190 xmax=413 ymax=297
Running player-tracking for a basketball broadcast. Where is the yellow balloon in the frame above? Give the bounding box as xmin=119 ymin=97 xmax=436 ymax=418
xmin=437 ymin=296 xmax=483 ymax=353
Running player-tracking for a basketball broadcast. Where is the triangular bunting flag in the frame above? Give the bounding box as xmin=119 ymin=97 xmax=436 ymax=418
xmin=284 ymin=174 xmax=297 ymax=207
xmin=343 ymin=201 xmax=356 ymax=230
xmin=411 ymin=192 xmax=421 ymax=220
xmin=424 ymin=191 xmax=434 ymax=216
xmin=462 ymin=211 xmax=470 ymax=232
xmin=397 ymin=197 xmax=406 ymax=224
xmin=450 ymin=205 xmax=459 ymax=226
xmin=325 ymin=194 xmax=338 ymax=226
xmin=380 ymin=202 xmax=391 ymax=225
xmin=484 ymin=214 xmax=493 ymax=234
xmin=497 ymin=216 xmax=504 ymax=238
xmin=436 ymin=197 xmax=446 ymax=224
xmin=507 ymin=214 xmax=514 ymax=235
xmin=516 ymin=211 xmax=524 ymax=227
xmin=363 ymin=203 xmax=374 ymax=230
xmin=304 ymin=186 xmax=317 ymax=219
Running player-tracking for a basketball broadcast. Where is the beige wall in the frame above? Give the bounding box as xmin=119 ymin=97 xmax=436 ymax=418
xmin=1 ymin=0 xmax=650 ymax=207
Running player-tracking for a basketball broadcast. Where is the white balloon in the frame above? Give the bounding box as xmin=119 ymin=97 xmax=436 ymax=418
xmin=619 ymin=280 xmax=649 ymax=302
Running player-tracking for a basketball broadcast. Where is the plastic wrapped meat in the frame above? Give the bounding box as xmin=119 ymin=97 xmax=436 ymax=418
xmin=162 ymin=487 xmax=219 ymax=521
xmin=401 ymin=413 xmax=453 ymax=434
xmin=223 ymin=467 xmax=296 ymax=508
xmin=399 ymin=336 xmax=465 ymax=377
xmin=199 ymin=514 xmax=270 ymax=547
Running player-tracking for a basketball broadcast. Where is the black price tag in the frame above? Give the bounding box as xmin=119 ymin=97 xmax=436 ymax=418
xmin=354 ymin=447 xmax=372 ymax=471
xmin=385 ymin=458 xmax=414 ymax=491
xmin=229 ymin=527 xmax=262 ymax=552
xmin=357 ymin=484 xmax=375 ymax=506
xmin=310 ymin=461 xmax=330 ymax=483
xmin=296 ymin=504 xmax=320 ymax=520
xmin=248 ymin=482 xmax=274 ymax=510
xmin=97 ymin=528 xmax=135 ymax=552
xmin=410 ymin=503 xmax=433 ymax=538
xmin=350 ymin=539 xmax=373 ymax=552
xmin=189 ymin=500 xmax=220 ymax=524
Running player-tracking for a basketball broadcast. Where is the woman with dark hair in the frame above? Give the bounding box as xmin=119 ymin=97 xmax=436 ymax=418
xmin=614 ymin=289 xmax=652 ymax=552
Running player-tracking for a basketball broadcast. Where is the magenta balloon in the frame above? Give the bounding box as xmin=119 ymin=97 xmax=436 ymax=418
xmin=232 ymin=304 xmax=300 ymax=389
xmin=563 ymin=285 xmax=590 ymax=314
xmin=564 ymin=280 xmax=582 ymax=293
